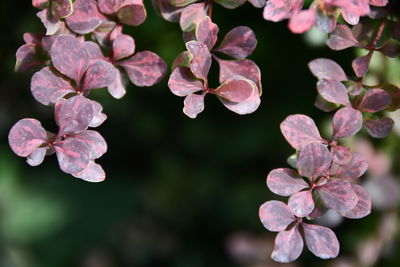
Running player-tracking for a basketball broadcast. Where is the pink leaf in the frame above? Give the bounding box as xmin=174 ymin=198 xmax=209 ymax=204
xmin=88 ymin=100 xmax=107 ymax=128
xmin=271 ymin=226 xmax=303 ymax=263
xmin=85 ymin=41 xmax=106 ymax=62
xmin=369 ymin=0 xmax=388 ymax=6
xmin=51 ymin=0 xmax=73 ymax=19
xmin=301 ymin=223 xmax=339 ymax=259
xmin=215 ymin=78 xmax=253 ymax=102
xmin=280 ymin=115 xmax=323 ymax=150
xmin=117 ymin=3 xmax=147 ymax=26
xmin=317 ymin=179 xmax=357 ymax=212
xmin=216 ymin=26 xmax=257 ymax=58
xmin=32 ymin=0 xmax=48 ymax=9
xmin=83 ymin=60 xmax=118 ymax=90
xmin=71 ymin=130 xmax=107 ymax=159
xmin=267 ymin=168 xmax=308 ymax=196
xmin=288 ymin=190 xmax=314 ymax=217
xmin=183 ymin=93 xmax=205 ymax=119
xmin=352 ymin=52 xmax=373 ymax=78
xmin=112 ymin=34 xmax=135 ymax=61
xmin=107 ymin=69 xmax=127 ymax=99
xmin=263 ymin=0 xmax=304 ymax=22
xmin=339 ymin=184 xmax=371 ymax=219
xmin=288 ymin=9 xmax=317 ymax=34
xmin=316 ymin=12 xmax=336 ymax=33
xmin=332 ymin=107 xmax=362 ymax=140
xmin=155 ymin=0 xmax=182 ymax=22
xmin=55 ymin=138 xmax=90 ymax=174
xmin=119 ymin=51 xmax=167 ymax=87
xmin=186 ymin=41 xmax=212 ymax=82
xmin=334 ymin=152 xmax=368 ymax=179
xmin=98 ymin=0 xmax=123 ymax=15
xmin=259 ymin=201 xmax=296 ymax=232
xmin=9 ymin=119 xmax=48 ymax=157
xmin=26 ymin=147 xmax=47 ymax=166
xmin=317 ymin=79 xmax=351 ymax=106
xmin=327 ymin=24 xmax=359 ymax=50
xmin=330 ymin=145 xmax=352 ymax=165
xmin=308 ymin=58 xmax=347 ymax=82
xmin=72 ymin=160 xmax=106 ymax=182
xmin=37 ymin=9 xmax=60 ymax=36
xmin=65 ymin=0 xmax=104 ymax=34
xmin=365 ymin=117 xmax=394 ymax=138
xmin=15 ymin=44 xmax=43 ymax=72
xmin=196 ymin=16 xmax=219 ymax=50
xmin=357 ymin=89 xmax=391 ymax=113
xmin=168 ymin=67 xmax=204 ymax=97
xmin=298 ymin=142 xmax=331 ymax=180
xmin=179 ymin=3 xmax=207 ymax=32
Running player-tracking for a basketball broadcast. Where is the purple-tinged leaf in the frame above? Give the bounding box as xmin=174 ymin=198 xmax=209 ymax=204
xmin=308 ymin=58 xmax=347 ymax=82
xmin=119 ymin=51 xmax=167 ymax=87
xmin=15 ymin=44 xmax=43 ymax=72
xmin=85 ymin=41 xmax=105 ymax=62
xmin=154 ymin=0 xmax=182 ymax=22
xmin=288 ymin=9 xmax=317 ymax=34
xmin=72 ymin=130 xmax=107 ymax=159
xmin=267 ymin=168 xmax=308 ymax=196
xmin=112 ymin=34 xmax=135 ymax=61
xmin=9 ymin=119 xmax=48 ymax=157
xmin=26 ymin=147 xmax=47 ymax=166
xmin=32 ymin=0 xmax=48 ymax=9
xmin=377 ymin=41 xmax=400 ymax=58
xmin=172 ymin=51 xmax=192 ymax=70
xmin=271 ymin=226 xmax=303 ymax=263
xmin=316 ymin=12 xmax=336 ymax=33
xmin=380 ymin=83 xmax=400 ymax=111
xmin=357 ymin=89 xmax=391 ymax=113
xmin=92 ymin=21 xmax=118 ymax=48
xmin=298 ymin=142 xmax=331 ymax=180
xmin=215 ymin=26 xmax=257 ymax=59
xmin=317 ymin=179 xmax=357 ymax=212
xmin=186 ymin=41 xmax=211 ymax=82
xmin=365 ymin=117 xmax=394 ymax=138
xmin=334 ymin=152 xmax=368 ymax=179
xmin=117 ymin=3 xmax=147 ymax=26
xmin=248 ymin=0 xmax=266 ymax=8
xmin=51 ymin=0 xmax=73 ymax=18
xmin=315 ymin=95 xmax=338 ymax=112
xmin=65 ymin=0 xmax=104 ymax=35
xmin=31 ymin=67 xmax=75 ymax=105
xmin=352 ymin=52 xmax=372 ymax=78
xmin=214 ymin=0 xmax=246 ymax=9
xmin=330 ymin=145 xmax=352 ymax=165
xmin=369 ymin=0 xmax=388 ymax=6
xmin=332 ymin=107 xmax=362 ymax=140
xmin=301 ymin=223 xmax=339 ymax=259
xmin=348 ymin=83 xmax=363 ymax=96
xmin=317 ymin=79 xmax=351 ymax=106
xmin=288 ymin=190 xmax=314 ymax=217
xmin=341 ymin=8 xmax=361 ymax=25
xmin=98 ymin=0 xmax=123 ymax=15
xmin=88 ymin=100 xmax=107 ymax=128
xmin=55 ymin=138 xmax=90 ymax=174
xmin=339 ymin=184 xmax=371 ymax=219
xmin=327 ymin=24 xmax=359 ymax=50
xmin=51 ymin=35 xmax=89 ymax=82
xmin=216 ymin=58 xmax=262 ymax=93
xmin=56 ymin=96 xmax=94 ymax=135
xmin=215 ymin=78 xmax=253 ymax=102
xmin=259 ymin=201 xmax=296 ymax=232
xmin=183 ymin=30 xmax=196 ymax=43
xmin=37 ymin=9 xmax=61 ymax=36
xmin=183 ymin=93 xmax=205 ymax=119
xmin=280 ymin=115 xmax=323 ymax=150
xmin=168 ymin=67 xmax=204 ymax=97
xmin=82 ymin=60 xmax=117 ymax=90
xmin=108 ymin=69 xmax=127 ymax=99
xmin=196 ymin=16 xmax=219 ymax=50
xmin=72 ymin=160 xmax=106 ymax=182
xmin=179 ymin=3 xmax=207 ymax=32
xmin=219 ymin=79 xmax=260 ymax=115
xmin=263 ymin=0 xmax=304 ymax=22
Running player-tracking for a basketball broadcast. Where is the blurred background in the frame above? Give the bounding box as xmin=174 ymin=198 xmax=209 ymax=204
xmin=1 ymin=1 xmax=400 ymax=266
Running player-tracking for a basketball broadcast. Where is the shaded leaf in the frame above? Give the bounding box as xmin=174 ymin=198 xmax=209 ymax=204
xmin=352 ymin=52 xmax=372 ymax=78
xmin=51 ymin=0 xmax=73 ymax=18
xmin=117 ymin=3 xmax=147 ymax=26
xmin=317 ymin=79 xmax=351 ymax=106
xmin=26 ymin=147 xmax=47 ymax=166
xmin=358 ymin=89 xmax=391 ymax=113
xmin=332 ymin=107 xmax=362 ymax=140
xmin=330 ymin=145 xmax=352 ymax=165
xmin=365 ymin=117 xmax=394 ymax=138
xmin=327 ymin=24 xmax=359 ymax=50
xmin=179 ymin=3 xmax=207 ymax=32
xmin=216 ymin=26 xmax=257 ymax=58
xmin=334 ymin=152 xmax=368 ymax=179
xmin=213 ymin=0 xmax=246 ymax=9
xmin=37 ymin=9 xmax=60 ymax=36
xmin=82 ymin=60 xmax=118 ymax=90
xmin=98 ymin=0 xmax=123 ymax=14
xmin=339 ymin=184 xmax=371 ymax=219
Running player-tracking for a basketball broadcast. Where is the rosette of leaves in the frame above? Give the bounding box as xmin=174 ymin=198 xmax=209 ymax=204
xmin=168 ymin=17 xmax=261 ymax=118
xmin=308 ymin=58 xmax=396 ymax=138
xmin=33 ymin=0 xmax=73 ymax=35
xmin=262 ymin=0 xmax=388 ymax=34
xmin=8 ymin=96 xmax=107 ymax=182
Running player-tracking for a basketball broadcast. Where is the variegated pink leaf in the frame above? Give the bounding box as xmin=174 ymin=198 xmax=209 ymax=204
xmin=263 ymin=0 xmax=304 ymax=22
xmin=339 ymin=184 xmax=371 ymax=219
xmin=288 ymin=9 xmax=317 ymax=34
xmin=301 ymin=223 xmax=339 ymax=259
xmin=317 ymin=179 xmax=357 ymax=212
xmin=112 ymin=34 xmax=135 ymax=61
xmin=117 ymin=3 xmax=147 ymax=26
xmin=50 ymin=35 xmax=89 ymax=83
xmin=315 ymin=95 xmax=338 ymax=112
xmin=316 ymin=12 xmax=336 ymax=33
xmin=72 ymin=160 xmax=106 ymax=182
xmin=215 ymin=78 xmax=253 ymax=102
xmin=9 ymin=119 xmax=48 ymax=157
xmin=271 ymin=226 xmax=303 ymax=263
xmin=71 ymin=130 xmax=107 ymax=159
xmin=330 ymin=145 xmax=352 ymax=165
xmin=168 ymin=67 xmax=204 ymax=97
xmin=183 ymin=93 xmax=205 ymax=119
xmin=357 ymin=89 xmax=391 ymax=113
xmin=298 ymin=142 xmax=331 ymax=180
xmin=308 ymin=58 xmax=347 ymax=82
xmin=196 ymin=16 xmax=219 ymax=50
xmin=37 ymin=9 xmax=61 ymax=36
xmin=89 ymin=100 xmax=107 ymax=128
xmin=186 ymin=41 xmax=211 ymax=82
xmin=107 ymin=69 xmax=127 ymax=99
xmin=119 ymin=51 xmax=167 ymax=87
xmin=154 ymin=0 xmax=182 ymax=22
xmin=369 ymin=0 xmax=388 ymax=6
xmin=352 ymin=52 xmax=372 ymax=78
xmin=26 ymin=147 xmax=47 ymax=166
xmin=98 ymin=0 xmax=123 ymax=15
xmin=51 ymin=0 xmax=73 ymax=18
xmin=55 ymin=138 xmax=90 ymax=174
xmin=172 ymin=51 xmax=192 ymax=70
xmin=280 ymin=115 xmax=323 ymax=150
xmin=215 ymin=26 xmax=257 ymax=59
xmin=333 ymin=152 xmax=368 ymax=179
xmin=179 ymin=2 xmax=207 ymax=32
xmin=267 ymin=168 xmax=308 ymax=196
xmin=82 ymin=60 xmax=117 ymax=90
xmin=92 ymin=21 xmax=118 ymax=48
xmin=327 ymin=24 xmax=359 ymax=50
xmin=65 ymin=0 xmax=104 ymax=35
xmin=85 ymin=41 xmax=106 ymax=62
xmin=31 ymin=67 xmax=75 ymax=105
xmin=332 ymin=107 xmax=362 ymax=140
xmin=365 ymin=117 xmax=394 ymax=138
xmin=288 ymin=190 xmax=314 ymax=217
xmin=15 ymin=44 xmax=43 ymax=72
xmin=317 ymin=79 xmax=351 ymax=106
xmin=56 ymin=96 xmax=94 ymax=135
xmin=259 ymin=201 xmax=296 ymax=232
